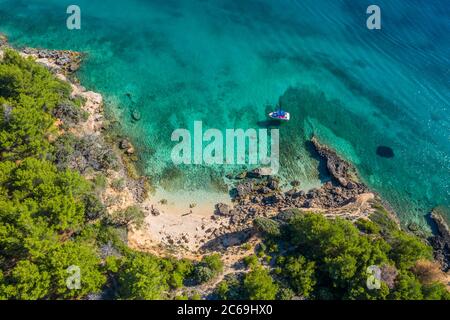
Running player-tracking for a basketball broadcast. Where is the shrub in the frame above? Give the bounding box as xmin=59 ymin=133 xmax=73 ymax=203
xmin=282 ymin=256 xmax=316 ymax=298
xmin=355 ymin=218 xmax=381 ymax=234
xmin=193 ymin=266 xmax=216 ymax=284
xmin=421 ymin=283 xmax=450 ymax=300
xmin=93 ymin=174 xmax=108 ymax=190
xmin=277 ymin=287 xmax=295 ymax=300
xmin=388 ymin=231 xmax=432 ymax=269
xmin=277 ymin=208 xmax=302 ymax=222
xmin=83 ymin=193 xmax=107 ymax=221
xmin=117 ymin=253 xmax=169 ymax=300
xmin=243 ymin=266 xmax=278 ymax=300
xmin=109 ymin=205 xmax=147 ymax=228
xmin=369 ymin=204 xmax=399 ymax=235
xmin=253 ymin=217 xmax=281 ymax=237
xmin=243 ymin=255 xmax=259 ymax=269
xmin=202 ymin=254 xmax=224 ymax=274
xmin=192 ymin=254 xmax=223 ymax=284
xmin=52 ymin=101 xmax=88 ymax=128
xmin=111 ymin=178 xmax=126 ymax=191
xmin=215 ymin=274 xmax=245 ymax=300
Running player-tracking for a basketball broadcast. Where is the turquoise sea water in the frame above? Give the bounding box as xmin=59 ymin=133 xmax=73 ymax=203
xmin=0 ymin=0 xmax=449 ymax=225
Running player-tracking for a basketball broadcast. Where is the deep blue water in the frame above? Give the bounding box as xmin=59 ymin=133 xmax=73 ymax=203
xmin=0 ymin=0 xmax=449 ymax=225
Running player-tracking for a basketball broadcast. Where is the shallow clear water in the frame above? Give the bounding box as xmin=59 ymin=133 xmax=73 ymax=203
xmin=1 ymin=0 xmax=449 ymax=225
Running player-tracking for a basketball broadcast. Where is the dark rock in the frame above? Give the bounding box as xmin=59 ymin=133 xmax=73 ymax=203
xmin=268 ymin=179 xmax=278 ymax=190
xmin=251 ymin=196 xmax=261 ymax=203
xmin=431 ymin=207 xmax=450 ymax=247
xmin=324 ymin=181 xmax=333 ymax=189
xmin=235 ymin=171 xmax=247 ymax=179
xmin=230 ymin=214 xmax=240 ymax=225
xmin=290 ymin=180 xmax=301 ymax=187
xmin=346 ymin=181 xmax=357 ymax=189
xmin=303 ymin=199 xmax=314 ymax=208
xmin=407 ymin=222 xmax=420 ymax=232
xmin=259 ymin=187 xmax=272 ymax=194
xmin=21 ymin=47 xmax=82 ymax=74
xmin=151 ymin=206 xmax=160 ymax=216
xmin=247 ymin=168 xmax=270 ymax=179
xmin=119 ymin=139 xmax=130 ymax=150
xmin=235 ymin=182 xmax=254 ymax=198
xmin=215 ymin=203 xmax=231 ymax=216
xmin=131 ymin=109 xmax=141 ymax=121
xmin=376 ymin=146 xmax=395 ymax=158
xmin=263 ymin=195 xmax=279 ymax=205
xmin=285 ymin=189 xmax=297 ymax=198
xmin=311 ymin=136 xmax=358 ymax=188
xmin=429 ymin=207 xmax=450 ymax=271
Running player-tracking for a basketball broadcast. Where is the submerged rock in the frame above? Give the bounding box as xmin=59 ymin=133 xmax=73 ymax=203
xmin=235 ymin=171 xmax=247 ymax=179
xmin=407 ymin=222 xmax=420 ymax=232
xmin=290 ymin=180 xmax=301 ymax=187
xmin=131 ymin=109 xmax=141 ymax=121
xmin=376 ymin=146 xmax=395 ymax=158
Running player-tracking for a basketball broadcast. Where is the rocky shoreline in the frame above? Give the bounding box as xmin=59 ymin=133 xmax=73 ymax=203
xmin=0 ymin=34 xmax=82 ymax=76
xmin=21 ymin=47 xmax=83 ymax=75
xmin=198 ymin=136 xmax=380 ymax=251
xmin=430 ymin=207 xmax=450 ymax=271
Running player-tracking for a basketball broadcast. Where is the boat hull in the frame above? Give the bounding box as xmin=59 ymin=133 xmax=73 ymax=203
xmin=269 ymin=112 xmax=290 ymax=121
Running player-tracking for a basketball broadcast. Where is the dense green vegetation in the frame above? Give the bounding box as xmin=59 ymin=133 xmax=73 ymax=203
xmin=216 ymin=211 xmax=449 ymax=300
xmin=0 ymin=49 xmax=201 ymax=300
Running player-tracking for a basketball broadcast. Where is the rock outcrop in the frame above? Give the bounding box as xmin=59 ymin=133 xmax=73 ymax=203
xmin=311 ymin=136 xmax=362 ymax=189
xmin=22 ymin=47 xmax=83 ymax=75
xmin=0 ymin=34 xmax=82 ymax=75
xmin=429 ymin=206 xmax=450 ymax=271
